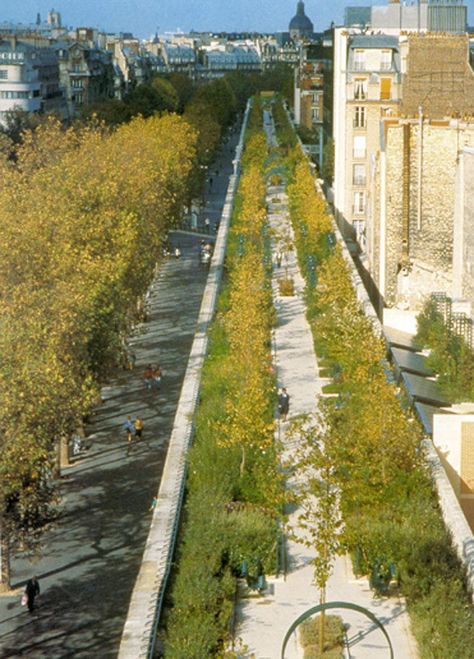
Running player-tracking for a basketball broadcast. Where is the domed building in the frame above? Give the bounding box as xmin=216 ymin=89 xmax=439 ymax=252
xmin=289 ymin=1 xmax=314 ymax=41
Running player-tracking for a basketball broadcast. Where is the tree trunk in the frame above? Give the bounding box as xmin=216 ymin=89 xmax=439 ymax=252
xmin=60 ymin=435 xmax=70 ymax=470
xmin=240 ymin=446 xmax=246 ymax=478
xmin=53 ymin=435 xmax=70 ymax=478
xmin=0 ymin=519 xmax=11 ymax=592
xmin=319 ymin=588 xmax=326 ymax=655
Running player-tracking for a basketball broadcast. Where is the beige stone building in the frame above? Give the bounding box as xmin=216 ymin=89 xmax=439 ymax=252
xmin=374 ymin=117 xmax=474 ymax=309
xmin=333 ymin=28 xmax=474 ymax=311
xmin=333 ymin=29 xmax=402 ymax=244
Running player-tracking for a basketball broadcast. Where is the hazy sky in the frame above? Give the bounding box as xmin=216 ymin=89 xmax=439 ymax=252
xmin=0 ymin=1 xmax=472 ymax=37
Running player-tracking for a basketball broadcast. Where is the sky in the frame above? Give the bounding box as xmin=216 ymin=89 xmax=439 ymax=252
xmin=0 ymin=1 xmax=472 ymax=38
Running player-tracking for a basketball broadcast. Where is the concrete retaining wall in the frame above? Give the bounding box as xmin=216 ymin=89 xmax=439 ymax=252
xmin=118 ymin=100 xmax=252 ymax=659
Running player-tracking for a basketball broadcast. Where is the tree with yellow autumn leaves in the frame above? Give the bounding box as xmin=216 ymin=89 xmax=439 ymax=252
xmin=0 ymin=112 xmax=198 ymax=589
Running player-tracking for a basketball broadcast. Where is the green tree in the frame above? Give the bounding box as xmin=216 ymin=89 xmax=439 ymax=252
xmin=292 ymin=413 xmax=342 ymax=654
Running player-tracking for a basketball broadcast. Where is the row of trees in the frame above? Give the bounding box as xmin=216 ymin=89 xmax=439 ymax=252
xmin=164 ymin=98 xmax=283 ymax=657
xmin=0 ymin=112 xmax=198 ymax=590
xmin=0 ymin=59 xmax=263 ymax=590
xmin=277 ymin=103 xmax=474 ymax=658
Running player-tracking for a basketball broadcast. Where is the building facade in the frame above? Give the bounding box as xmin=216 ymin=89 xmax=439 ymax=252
xmin=0 ymin=36 xmax=65 ymax=125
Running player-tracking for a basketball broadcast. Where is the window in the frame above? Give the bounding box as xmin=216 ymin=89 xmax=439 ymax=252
xmin=353 ymin=50 xmax=365 ymax=71
xmin=354 ymin=78 xmax=367 ymax=100
xmin=353 ymin=191 xmax=366 ymax=215
xmin=380 ymin=78 xmax=392 ymax=100
xmin=380 ymin=50 xmax=392 ymax=71
xmin=0 ymin=69 xmax=7 ymax=80
xmin=72 ymin=79 xmax=83 ymax=88
xmin=354 ymin=106 xmax=366 ymax=128
xmin=312 ymin=107 xmax=320 ymax=121
xmin=353 ymin=164 xmax=366 ymax=186
xmin=353 ymin=135 xmax=366 ymax=159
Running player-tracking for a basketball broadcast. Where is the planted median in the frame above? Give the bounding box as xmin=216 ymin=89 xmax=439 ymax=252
xmin=164 ymin=99 xmax=283 ymax=658
xmin=276 ymin=101 xmax=474 ymax=658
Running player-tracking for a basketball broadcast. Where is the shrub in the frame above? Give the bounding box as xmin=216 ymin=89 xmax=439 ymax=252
xmin=278 ymin=277 xmax=295 ymax=296
xmin=300 ymin=614 xmax=345 ymax=658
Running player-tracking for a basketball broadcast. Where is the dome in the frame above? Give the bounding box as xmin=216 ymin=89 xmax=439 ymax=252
xmin=289 ymin=1 xmax=314 ymax=35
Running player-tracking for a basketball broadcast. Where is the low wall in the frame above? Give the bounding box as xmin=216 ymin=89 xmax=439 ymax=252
xmin=423 ymin=439 xmax=474 ymax=601
xmin=118 ymin=100 xmax=252 ymax=659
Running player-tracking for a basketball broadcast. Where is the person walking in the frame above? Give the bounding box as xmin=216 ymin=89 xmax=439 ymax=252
xmin=204 ymin=217 xmax=211 ymax=234
xmin=123 ymin=416 xmax=135 ymax=443
xmin=278 ymin=388 xmax=290 ymax=421
xmin=24 ymin=576 xmax=40 ymax=614
xmin=275 ymin=248 xmax=283 ymax=268
xmin=144 ymin=364 xmax=154 ymax=391
xmin=153 ymin=365 xmax=162 ymax=391
xmin=134 ymin=416 xmax=143 ymax=441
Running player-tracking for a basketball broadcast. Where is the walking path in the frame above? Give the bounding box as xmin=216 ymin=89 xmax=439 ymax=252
xmin=0 ymin=132 xmax=239 ymax=659
xmin=236 ymin=110 xmax=418 ymax=658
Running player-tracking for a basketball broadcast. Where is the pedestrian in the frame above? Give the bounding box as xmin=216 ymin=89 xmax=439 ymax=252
xmin=275 ymin=249 xmax=283 ymax=268
xmin=126 ymin=348 xmax=136 ymax=370
xmin=209 ymin=176 xmax=213 ymax=189
xmin=153 ymin=365 xmax=162 ymax=390
xmin=278 ymin=387 xmax=290 ymax=421
xmin=204 ymin=217 xmax=211 ymax=234
xmin=24 ymin=576 xmax=40 ymax=614
xmin=144 ymin=364 xmax=154 ymax=391
xmin=174 ymin=245 xmax=181 ymax=258
xmin=149 ymin=496 xmax=157 ymax=512
xmin=123 ymin=416 xmax=135 ymax=444
xmin=134 ymin=416 xmax=143 ymax=440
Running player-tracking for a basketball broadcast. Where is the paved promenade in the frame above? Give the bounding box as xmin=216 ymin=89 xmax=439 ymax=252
xmin=236 ymin=111 xmax=418 ymax=658
xmin=0 ymin=135 xmax=238 ymax=659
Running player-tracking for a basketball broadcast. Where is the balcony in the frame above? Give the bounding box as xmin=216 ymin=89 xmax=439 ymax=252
xmin=352 ymin=149 xmax=366 ymax=159
xmin=353 ymin=176 xmax=366 ymax=186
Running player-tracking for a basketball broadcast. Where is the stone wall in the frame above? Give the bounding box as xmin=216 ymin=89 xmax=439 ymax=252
xmin=383 ymin=121 xmax=472 ymax=307
xmin=402 ymin=34 xmax=474 ymax=119
xmin=461 ymin=149 xmax=474 ymax=306
xmin=384 ymin=123 xmax=405 ymax=305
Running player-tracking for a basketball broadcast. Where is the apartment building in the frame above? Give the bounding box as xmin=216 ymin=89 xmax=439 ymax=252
xmin=359 ymin=34 xmax=474 ymax=310
xmin=0 ymin=36 xmax=66 ymax=125
xmin=333 ymin=30 xmax=402 ymax=245
xmin=332 ymin=0 xmax=471 ymax=310
xmin=294 ymin=42 xmax=333 ymax=169
xmin=56 ymin=41 xmax=115 ymax=118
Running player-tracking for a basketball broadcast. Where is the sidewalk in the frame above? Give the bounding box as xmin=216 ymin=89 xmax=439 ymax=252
xmin=0 ymin=133 xmax=239 ymax=659
xmin=236 ymin=112 xmax=418 ymax=659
